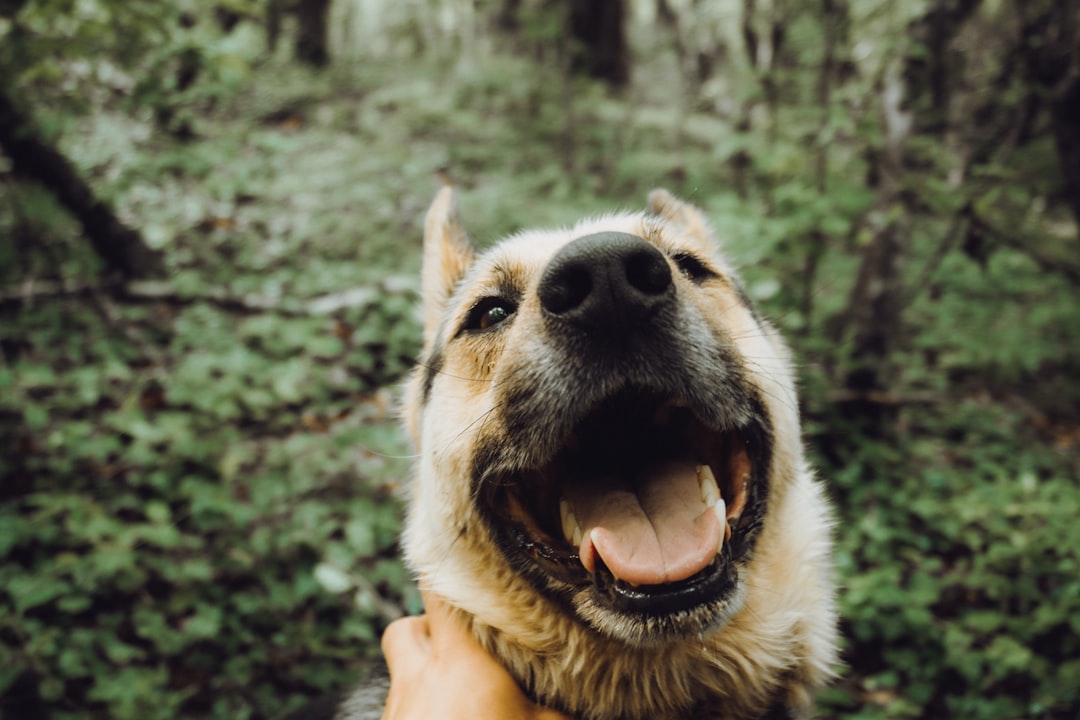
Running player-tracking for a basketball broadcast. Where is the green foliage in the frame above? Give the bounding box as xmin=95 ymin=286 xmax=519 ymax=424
xmin=0 ymin=293 xmax=417 ymax=718
xmin=817 ymin=404 xmax=1080 ymax=719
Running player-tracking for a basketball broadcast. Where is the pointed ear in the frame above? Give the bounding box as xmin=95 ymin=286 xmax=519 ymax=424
xmin=646 ymin=188 xmax=716 ymax=246
xmin=421 ymin=185 xmax=474 ymax=350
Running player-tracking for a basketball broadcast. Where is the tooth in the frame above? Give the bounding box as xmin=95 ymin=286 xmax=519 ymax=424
xmin=698 ymin=465 xmax=719 ymax=506
xmin=560 ymin=499 xmax=582 ymax=546
xmin=713 ymin=497 xmax=727 ymax=552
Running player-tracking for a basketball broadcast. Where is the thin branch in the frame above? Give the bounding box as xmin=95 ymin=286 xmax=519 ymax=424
xmin=827 ymin=389 xmax=939 ymax=406
xmin=899 ymin=204 xmax=971 ymax=311
xmin=86 ymin=285 xmax=166 ymax=367
xmin=973 ymin=215 xmax=1080 ymax=285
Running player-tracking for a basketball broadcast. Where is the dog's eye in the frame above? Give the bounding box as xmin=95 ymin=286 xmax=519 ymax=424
xmin=672 ymin=253 xmax=714 ymax=283
xmin=464 ymin=297 xmax=517 ymax=332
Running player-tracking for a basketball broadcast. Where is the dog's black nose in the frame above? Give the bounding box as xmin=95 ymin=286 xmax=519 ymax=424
xmin=538 ymin=232 xmax=673 ymax=332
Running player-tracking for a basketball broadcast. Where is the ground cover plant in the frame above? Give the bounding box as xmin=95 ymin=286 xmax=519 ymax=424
xmin=1 ymin=1 xmax=1078 ymax=719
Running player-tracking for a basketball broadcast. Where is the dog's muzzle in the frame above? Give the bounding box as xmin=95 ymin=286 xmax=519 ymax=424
xmin=473 ymin=232 xmax=773 ymax=643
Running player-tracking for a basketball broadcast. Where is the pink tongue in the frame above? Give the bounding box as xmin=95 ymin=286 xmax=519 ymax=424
xmin=571 ymin=460 xmax=720 ymax=586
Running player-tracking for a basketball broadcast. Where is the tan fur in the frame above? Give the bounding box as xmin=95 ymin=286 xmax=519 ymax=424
xmin=400 ymin=188 xmax=837 ymax=720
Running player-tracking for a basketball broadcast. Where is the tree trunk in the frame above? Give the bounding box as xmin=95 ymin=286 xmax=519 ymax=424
xmin=567 ymin=0 xmax=630 ymax=88
xmin=1051 ymin=72 xmax=1080 ymax=230
xmin=266 ymin=0 xmax=286 ymax=54
xmin=903 ymin=0 xmax=984 ymax=134
xmin=802 ymin=0 xmax=851 ymax=335
xmin=295 ymin=0 xmax=331 ymax=67
xmin=740 ymin=0 xmax=788 ymax=138
xmin=0 ymin=89 xmax=164 ymax=279
xmin=1016 ymin=0 xmax=1080 ymax=231
xmin=495 ymin=0 xmax=523 ymax=34
xmin=839 ymin=69 xmax=911 ymax=439
xmin=838 ymin=0 xmax=987 ymax=438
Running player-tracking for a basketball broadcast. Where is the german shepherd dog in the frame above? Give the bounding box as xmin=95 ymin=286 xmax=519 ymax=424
xmin=328 ymin=187 xmax=837 ymax=720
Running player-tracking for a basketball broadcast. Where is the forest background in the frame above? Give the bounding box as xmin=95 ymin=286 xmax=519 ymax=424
xmin=1 ymin=0 xmax=1078 ymax=718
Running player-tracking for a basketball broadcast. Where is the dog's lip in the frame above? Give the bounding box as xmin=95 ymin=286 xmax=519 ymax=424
xmin=486 ymin=392 xmax=758 ymax=610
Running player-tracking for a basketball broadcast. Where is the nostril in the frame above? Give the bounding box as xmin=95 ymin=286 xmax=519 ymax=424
xmin=538 ymin=232 xmax=675 ymax=325
xmin=540 ymin=262 xmax=593 ymax=315
xmin=625 ymin=249 xmax=672 ymax=296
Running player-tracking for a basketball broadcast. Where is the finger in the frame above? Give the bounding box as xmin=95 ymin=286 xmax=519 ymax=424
xmin=380 ymin=615 xmax=431 ymax=677
xmin=421 ymin=593 xmax=488 ymax=659
xmin=419 ymin=591 xmax=462 ymax=647
xmin=419 ymin=590 xmax=458 ymax=639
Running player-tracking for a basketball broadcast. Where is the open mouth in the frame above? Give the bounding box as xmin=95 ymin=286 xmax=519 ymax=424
xmin=481 ymin=388 xmax=769 ymax=626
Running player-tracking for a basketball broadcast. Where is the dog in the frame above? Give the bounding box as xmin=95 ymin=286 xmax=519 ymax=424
xmin=325 ymin=187 xmax=837 ymax=720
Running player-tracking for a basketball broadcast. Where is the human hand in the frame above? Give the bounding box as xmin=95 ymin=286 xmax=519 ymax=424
xmin=380 ymin=591 xmax=572 ymax=720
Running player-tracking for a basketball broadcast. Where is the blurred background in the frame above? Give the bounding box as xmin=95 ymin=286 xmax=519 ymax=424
xmin=1 ymin=0 xmax=1078 ymax=718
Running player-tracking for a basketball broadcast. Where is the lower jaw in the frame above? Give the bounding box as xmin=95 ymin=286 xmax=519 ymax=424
xmin=516 ymin=560 xmax=744 ymax=645
xmin=570 ymin=582 xmax=746 ymax=647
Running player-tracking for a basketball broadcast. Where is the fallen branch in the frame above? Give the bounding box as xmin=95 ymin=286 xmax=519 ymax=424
xmin=827 ymin=389 xmax=940 ymax=406
xmin=973 ymin=215 xmax=1080 ymax=285
xmin=0 ymin=275 xmax=417 ymax=316
xmin=0 ymin=88 xmax=164 ymax=279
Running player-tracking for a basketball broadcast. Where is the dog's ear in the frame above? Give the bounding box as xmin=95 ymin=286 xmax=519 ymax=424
xmin=646 ymin=188 xmax=715 ymax=246
xmin=421 ymin=185 xmax=474 ymax=349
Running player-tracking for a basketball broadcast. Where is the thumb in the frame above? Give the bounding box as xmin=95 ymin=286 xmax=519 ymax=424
xmin=419 ymin=590 xmax=456 ymax=639
xmin=381 ymin=615 xmax=432 ymax=679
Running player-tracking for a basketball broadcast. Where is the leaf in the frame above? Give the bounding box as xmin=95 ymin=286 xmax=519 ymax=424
xmin=313 ymin=563 xmax=353 ymax=594
xmin=8 ymin=574 xmax=70 ymax=614
xmin=344 ymin=517 xmax=377 ymax=557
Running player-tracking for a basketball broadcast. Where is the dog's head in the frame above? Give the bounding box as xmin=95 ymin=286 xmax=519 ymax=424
xmin=401 ymin=187 xmax=802 ymax=648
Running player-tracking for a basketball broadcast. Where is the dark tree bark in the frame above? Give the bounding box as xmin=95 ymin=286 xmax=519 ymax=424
xmin=567 ymin=0 xmax=630 ymax=88
xmin=740 ymin=0 xmax=788 ymax=137
xmin=837 ymin=0 xmax=989 ymax=439
xmin=154 ymin=43 xmax=200 ymax=141
xmin=817 ymin=0 xmax=852 ymax=122
xmin=741 ymin=0 xmax=759 ymax=69
xmin=1016 ymin=0 xmax=1080 ymax=230
xmin=1052 ymin=72 xmax=1080 ymax=230
xmin=295 ymin=0 xmax=331 ymax=67
xmin=0 ymin=0 xmax=29 ymax=19
xmin=839 ymin=70 xmax=911 ymax=439
xmin=903 ymin=0 xmax=984 ymax=134
xmin=0 ymin=89 xmax=164 ymax=279
xmin=801 ymin=0 xmax=852 ymax=335
xmin=266 ymin=0 xmax=286 ymax=53
xmin=495 ymin=0 xmax=523 ymax=34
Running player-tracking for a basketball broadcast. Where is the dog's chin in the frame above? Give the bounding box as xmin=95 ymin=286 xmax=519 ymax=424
xmin=478 ymin=388 xmax=771 ymax=646
xmin=572 ymin=567 xmax=749 ymax=647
